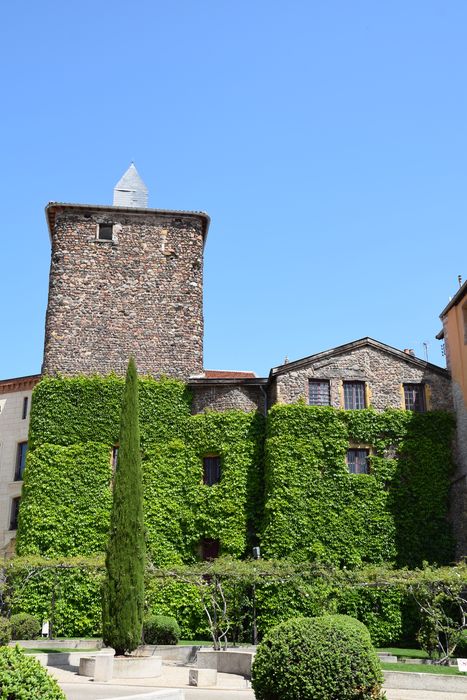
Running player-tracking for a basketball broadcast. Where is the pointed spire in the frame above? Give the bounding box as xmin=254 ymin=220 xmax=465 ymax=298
xmin=113 ymin=163 xmax=148 ymax=208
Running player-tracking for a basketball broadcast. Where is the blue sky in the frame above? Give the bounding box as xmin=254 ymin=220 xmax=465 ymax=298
xmin=1 ymin=0 xmax=466 ymax=378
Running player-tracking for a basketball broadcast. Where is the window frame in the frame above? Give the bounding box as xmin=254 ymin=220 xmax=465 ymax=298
xmin=9 ymin=497 xmax=21 ymax=531
xmin=22 ymin=396 xmax=28 ymax=420
xmin=308 ymin=379 xmax=331 ymax=406
xmin=200 ymin=538 xmax=220 ymax=561
xmin=97 ymin=223 xmax=114 ymax=241
xmin=346 ymin=448 xmax=370 ymax=475
xmin=203 ymin=454 xmax=221 ymax=486
xmin=15 ymin=441 xmax=28 ymax=481
xmin=403 ymin=383 xmax=426 ymax=412
xmin=343 ymin=381 xmax=366 ymax=410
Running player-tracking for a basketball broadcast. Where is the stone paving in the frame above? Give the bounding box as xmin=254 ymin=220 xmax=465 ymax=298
xmin=48 ymin=661 xmax=466 ymax=700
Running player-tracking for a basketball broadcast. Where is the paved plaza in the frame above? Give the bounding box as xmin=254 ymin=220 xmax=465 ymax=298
xmin=46 ymin=661 xmax=466 ymax=700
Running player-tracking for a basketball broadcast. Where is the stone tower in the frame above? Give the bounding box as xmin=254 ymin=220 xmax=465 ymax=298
xmin=42 ymin=165 xmax=209 ymax=378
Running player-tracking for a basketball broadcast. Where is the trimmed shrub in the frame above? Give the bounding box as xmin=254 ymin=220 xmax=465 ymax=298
xmin=0 ymin=645 xmax=66 ymax=698
xmin=252 ymin=614 xmax=385 ymax=700
xmin=0 ymin=618 xmax=11 ymax=646
xmin=143 ymin=615 xmax=181 ymax=645
xmin=10 ymin=613 xmax=41 ymax=641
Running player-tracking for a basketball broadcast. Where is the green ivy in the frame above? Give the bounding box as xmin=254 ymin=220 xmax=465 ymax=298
xmin=14 ymin=379 xmax=455 ymax=641
xmin=262 ymin=405 xmax=455 ymax=567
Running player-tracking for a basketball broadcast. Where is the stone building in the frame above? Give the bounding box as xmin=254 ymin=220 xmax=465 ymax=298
xmin=0 ymin=165 xmax=459 ymax=555
xmin=0 ymin=374 xmax=40 ymax=557
xmin=42 ymin=165 xmax=209 ymax=379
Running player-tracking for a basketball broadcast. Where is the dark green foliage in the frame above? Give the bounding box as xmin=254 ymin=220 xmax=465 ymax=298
xmin=102 ymin=358 xmax=145 ymax=655
xmin=0 ymin=619 xmax=11 ymax=646
xmin=251 ymin=614 xmax=385 ymax=700
xmin=10 ymin=613 xmax=40 ymax=640
xmin=143 ymin=615 xmax=180 ymax=645
xmin=0 ymin=645 xmax=66 ymax=699
xmin=262 ymin=405 xmax=454 ymax=567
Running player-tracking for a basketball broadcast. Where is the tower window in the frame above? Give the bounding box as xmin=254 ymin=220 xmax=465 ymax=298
xmin=98 ymin=223 xmax=113 ymax=241
xmin=203 ymin=455 xmax=221 ymax=486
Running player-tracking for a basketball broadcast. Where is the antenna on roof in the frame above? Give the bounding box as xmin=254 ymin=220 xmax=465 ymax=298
xmin=458 ymin=275 xmax=463 ymax=288
xmin=423 ymin=342 xmax=429 ymax=361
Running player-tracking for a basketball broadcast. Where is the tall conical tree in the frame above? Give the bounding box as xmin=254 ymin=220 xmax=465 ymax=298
xmin=102 ymin=357 xmax=145 ymax=655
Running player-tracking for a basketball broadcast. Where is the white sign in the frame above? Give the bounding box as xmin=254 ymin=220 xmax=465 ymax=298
xmin=457 ymin=658 xmax=467 ymax=673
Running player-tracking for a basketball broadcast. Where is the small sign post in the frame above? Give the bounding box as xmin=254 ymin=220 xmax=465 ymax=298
xmin=457 ymin=658 xmax=467 ymax=673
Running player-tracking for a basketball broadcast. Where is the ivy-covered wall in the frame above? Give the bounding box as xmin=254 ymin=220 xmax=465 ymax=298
xmin=18 ymin=376 xmax=264 ymax=565
xmin=262 ymin=405 xmax=455 ymax=568
xmin=14 ymin=377 xmax=456 ymax=640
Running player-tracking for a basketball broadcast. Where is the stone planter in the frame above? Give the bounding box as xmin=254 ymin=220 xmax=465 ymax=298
xmin=113 ymin=655 xmax=162 ymax=678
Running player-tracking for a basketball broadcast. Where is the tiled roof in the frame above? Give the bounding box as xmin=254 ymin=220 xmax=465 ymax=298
xmin=202 ymin=370 xmax=257 ymax=379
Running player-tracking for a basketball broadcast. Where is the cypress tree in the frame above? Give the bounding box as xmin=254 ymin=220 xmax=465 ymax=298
xmin=102 ymin=357 xmax=145 ymax=655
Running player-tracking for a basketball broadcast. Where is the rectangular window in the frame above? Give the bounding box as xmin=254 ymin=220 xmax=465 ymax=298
xmin=403 ymin=384 xmax=426 ymax=412
xmin=308 ymin=380 xmax=331 ymax=406
xmin=201 ymin=538 xmax=220 ymax=561
xmin=15 ymin=442 xmax=28 ymax=481
xmin=98 ymin=223 xmax=113 ymax=241
xmin=203 ymin=455 xmax=221 ymax=486
xmin=9 ymin=497 xmax=20 ymax=530
xmin=22 ymin=396 xmax=28 ymax=420
xmin=347 ymin=449 xmax=369 ymax=474
xmin=343 ymin=381 xmax=366 ymax=409
xmin=111 ymin=446 xmax=119 ymax=470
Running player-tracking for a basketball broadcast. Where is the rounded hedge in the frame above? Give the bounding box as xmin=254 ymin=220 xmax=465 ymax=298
xmin=251 ymin=614 xmax=385 ymax=700
xmin=143 ymin=615 xmax=181 ymax=645
xmin=0 ymin=618 xmax=11 ymax=646
xmin=0 ymin=645 xmax=66 ymax=699
xmin=10 ymin=613 xmax=41 ymax=641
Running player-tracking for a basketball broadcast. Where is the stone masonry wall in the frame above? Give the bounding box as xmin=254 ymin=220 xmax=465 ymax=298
xmin=272 ymin=345 xmax=452 ymax=411
xmin=190 ymin=384 xmax=265 ymax=414
xmin=42 ymin=207 xmax=205 ymax=379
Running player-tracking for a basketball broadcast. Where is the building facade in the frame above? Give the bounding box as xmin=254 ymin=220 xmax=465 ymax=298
xmin=438 ymin=279 xmax=467 ymax=556
xmin=0 ymin=375 xmax=40 ymax=557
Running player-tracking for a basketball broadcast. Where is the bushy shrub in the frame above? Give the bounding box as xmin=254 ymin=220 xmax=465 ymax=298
xmin=0 ymin=645 xmax=66 ymax=698
xmin=10 ymin=613 xmax=41 ymax=641
xmin=0 ymin=618 xmax=11 ymax=646
xmin=252 ymin=614 xmax=385 ymax=700
xmin=143 ymin=615 xmax=181 ymax=645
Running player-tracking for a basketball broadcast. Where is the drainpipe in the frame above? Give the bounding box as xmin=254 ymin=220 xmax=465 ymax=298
xmin=259 ymin=385 xmax=268 ymax=416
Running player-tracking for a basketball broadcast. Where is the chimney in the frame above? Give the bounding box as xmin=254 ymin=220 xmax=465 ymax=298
xmin=113 ymin=163 xmax=148 ymax=208
xmin=403 ymin=348 xmax=415 ymax=357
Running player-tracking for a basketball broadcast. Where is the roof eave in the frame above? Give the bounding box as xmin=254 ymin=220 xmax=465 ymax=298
xmin=439 ymin=280 xmax=467 ymax=318
xmin=269 ymin=337 xmax=449 ymax=379
xmin=45 ymin=202 xmax=211 ymax=243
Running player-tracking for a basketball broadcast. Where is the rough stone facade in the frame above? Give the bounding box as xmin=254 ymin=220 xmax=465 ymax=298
xmin=42 ymin=205 xmax=208 ymax=379
xmin=270 ymin=340 xmax=452 ymax=411
xmin=190 ymin=381 xmax=266 ymax=414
